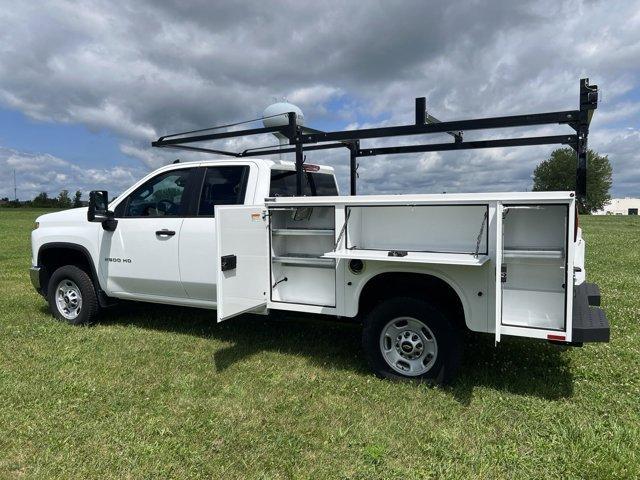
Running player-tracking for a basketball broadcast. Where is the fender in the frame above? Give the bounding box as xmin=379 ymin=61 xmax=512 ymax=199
xmin=37 ymin=242 xmax=111 ymax=306
xmin=348 ymin=264 xmax=479 ymax=331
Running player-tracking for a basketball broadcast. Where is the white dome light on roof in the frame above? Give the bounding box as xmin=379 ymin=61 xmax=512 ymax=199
xmin=262 ymin=101 xmax=304 ymax=130
xmin=262 ymin=101 xmax=304 ymax=158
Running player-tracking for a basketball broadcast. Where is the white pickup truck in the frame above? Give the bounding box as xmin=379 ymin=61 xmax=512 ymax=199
xmin=30 ymin=158 xmax=608 ymax=384
xmin=30 ymin=78 xmax=609 ymax=384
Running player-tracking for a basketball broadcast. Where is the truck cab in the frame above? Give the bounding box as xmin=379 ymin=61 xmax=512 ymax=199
xmin=30 ymin=159 xmax=338 ymax=310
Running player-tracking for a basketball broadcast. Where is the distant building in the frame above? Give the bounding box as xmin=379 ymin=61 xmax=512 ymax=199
xmin=594 ymin=198 xmax=640 ymax=215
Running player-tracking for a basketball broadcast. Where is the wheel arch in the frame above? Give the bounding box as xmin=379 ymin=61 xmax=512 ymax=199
xmin=356 ymin=270 xmax=469 ymax=331
xmin=37 ymin=242 xmax=102 ymax=299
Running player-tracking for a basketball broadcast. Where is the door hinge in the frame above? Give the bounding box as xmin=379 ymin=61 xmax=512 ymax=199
xmin=501 ymin=265 xmax=507 ymax=283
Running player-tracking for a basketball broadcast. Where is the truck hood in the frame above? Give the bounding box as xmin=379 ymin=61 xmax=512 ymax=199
xmin=37 ymin=207 xmax=89 ymax=226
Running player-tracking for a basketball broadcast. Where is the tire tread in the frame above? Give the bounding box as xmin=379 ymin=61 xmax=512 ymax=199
xmin=362 ymin=296 xmax=461 ymax=385
xmin=47 ymin=265 xmax=99 ymax=325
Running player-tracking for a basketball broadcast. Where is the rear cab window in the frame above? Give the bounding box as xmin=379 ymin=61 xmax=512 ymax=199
xmin=269 ymin=169 xmax=338 ymax=197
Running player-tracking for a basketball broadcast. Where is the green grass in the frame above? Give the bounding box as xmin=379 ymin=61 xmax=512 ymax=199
xmin=1 ymin=208 xmax=639 ymax=479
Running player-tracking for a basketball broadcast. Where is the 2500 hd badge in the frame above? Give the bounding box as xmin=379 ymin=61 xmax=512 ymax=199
xmin=104 ymin=257 xmax=132 ymax=263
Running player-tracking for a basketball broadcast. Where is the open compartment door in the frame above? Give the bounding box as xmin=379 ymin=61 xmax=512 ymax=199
xmin=494 ymin=203 xmax=504 ymax=343
xmin=495 ymin=202 xmax=575 ymax=342
xmin=216 ymin=205 xmax=269 ymax=322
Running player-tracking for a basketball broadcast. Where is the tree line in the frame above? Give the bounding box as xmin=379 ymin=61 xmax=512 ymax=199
xmin=1 ymin=190 xmax=84 ymax=208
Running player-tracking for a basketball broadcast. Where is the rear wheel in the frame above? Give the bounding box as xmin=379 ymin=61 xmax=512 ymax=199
xmin=47 ymin=265 xmax=99 ymax=325
xmin=362 ymin=297 xmax=461 ymax=384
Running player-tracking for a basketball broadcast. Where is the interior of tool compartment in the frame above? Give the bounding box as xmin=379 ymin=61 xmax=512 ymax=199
xmin=344 ymin=205 xmax=488 ymax=253
xmin=270 ymin=206 xmax=336 ymax=306
xmin=501 ymin=204 xmax=568 ymax=330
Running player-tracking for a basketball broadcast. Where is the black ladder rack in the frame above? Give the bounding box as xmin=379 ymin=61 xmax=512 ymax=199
xmin=152 ymin=78 xmax=598 ymax=203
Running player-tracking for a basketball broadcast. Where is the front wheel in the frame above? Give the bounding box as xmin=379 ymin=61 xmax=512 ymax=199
xmin=47 ymin=265 xmax=99 ymax=325
xmin=362 ymin=297 xmax=461 ymax=385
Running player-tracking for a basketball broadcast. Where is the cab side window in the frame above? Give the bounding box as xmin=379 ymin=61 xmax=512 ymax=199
xmin=120 ymin=169 xmax=192 ymax=217
xmin=197 ymin=166 xmax=249 ymax=216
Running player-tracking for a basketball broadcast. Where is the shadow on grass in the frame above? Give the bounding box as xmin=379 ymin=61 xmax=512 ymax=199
xmin=450 ymin=332 xmax=574 ymax=404
xmin=94 ymin=302 xmax=367 ymax=375
xmin=90 ymin=302 xmax=573 ymax=402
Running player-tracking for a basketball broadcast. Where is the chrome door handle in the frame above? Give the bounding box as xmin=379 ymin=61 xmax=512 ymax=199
xmin=155 ymin=229 xmax=176 ymax=237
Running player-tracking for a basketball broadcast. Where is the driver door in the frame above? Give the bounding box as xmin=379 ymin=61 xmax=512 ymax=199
xmin=100 ymin=167 xmax=194 ymax=299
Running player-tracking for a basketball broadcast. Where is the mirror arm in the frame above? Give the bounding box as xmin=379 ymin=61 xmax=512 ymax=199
xmin=101 ymin=213 xmax=118 ymax=231
xmin=87 ymin=212 xmax=118 ymax=231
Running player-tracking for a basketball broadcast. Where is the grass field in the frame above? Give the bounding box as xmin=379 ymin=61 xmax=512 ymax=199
xmin=1 ymin=208 xmax=638 ymax=479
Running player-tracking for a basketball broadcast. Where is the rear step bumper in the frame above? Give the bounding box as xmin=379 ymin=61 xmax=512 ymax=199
xmin=584 ymin=282 xmax=601 ymax=307
xmin=572 ymin=282 xmax=609 ymax=343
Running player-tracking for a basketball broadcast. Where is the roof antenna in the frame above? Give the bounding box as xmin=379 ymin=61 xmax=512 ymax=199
xmin=173 ymin=159 xmax=180 ymax=164
xmin=262 ymin=100 xmax=304 ymax=160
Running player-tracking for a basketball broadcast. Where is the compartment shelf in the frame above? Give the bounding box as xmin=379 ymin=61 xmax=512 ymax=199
xmin=323 ymin=249 xmax=489 ymax=266
xmin=272 ymin=228 xmax=334 ymax=236
xmin=272 ymin=253 xmax=336 ymax=268
xmin=503 ymin=248 xmax=564 ymax=260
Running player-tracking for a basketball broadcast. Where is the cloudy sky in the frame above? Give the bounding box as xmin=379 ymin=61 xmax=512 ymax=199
xmin=0 ymin=0 xmax=638 ymax=200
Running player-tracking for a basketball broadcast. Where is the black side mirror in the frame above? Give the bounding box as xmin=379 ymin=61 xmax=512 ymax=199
xmin=88 ymin=190 xmax=117 ymax=231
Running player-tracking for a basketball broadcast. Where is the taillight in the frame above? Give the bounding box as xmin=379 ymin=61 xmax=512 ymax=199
xmin=574 ymin=205 xmax=579 ymax=242
xmin=547 ymin=334 xmax=566 ymax=341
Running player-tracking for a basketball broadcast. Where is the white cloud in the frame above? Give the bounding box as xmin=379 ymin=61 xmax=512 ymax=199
xmin=119 ymin=144 xmax=169 ymax=169
xmin=288 ymin=86 xmax=343 ymax=107
xmin=68 ymin=102 xmax=157 ymax=140
xmin=0 ymin=146 xmax=144 ymax=200
xmin=590 ymin=128 xmax=640 ymax=196
xmin=0 ymin=0 xmax=638 ymax=196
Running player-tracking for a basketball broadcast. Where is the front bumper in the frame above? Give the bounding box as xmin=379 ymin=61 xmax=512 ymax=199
xmin=572 ymin=282 xmax=610 ymax=342
xmin=29 ymin=266 xmax=42 ymax=293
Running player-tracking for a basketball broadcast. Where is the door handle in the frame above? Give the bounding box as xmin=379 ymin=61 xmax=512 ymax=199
xmin=155 ymin=229 xmax=176 ymax=237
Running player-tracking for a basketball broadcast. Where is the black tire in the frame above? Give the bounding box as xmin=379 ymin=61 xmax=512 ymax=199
xmin=362 ymin=296 xmax=461 ymax=385
xmin=47 ymin=265 xmax=99 ymax=325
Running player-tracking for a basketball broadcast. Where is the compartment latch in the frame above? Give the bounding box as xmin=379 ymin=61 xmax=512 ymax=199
xmin=221 ymin=254 xmax=237 ymax=272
